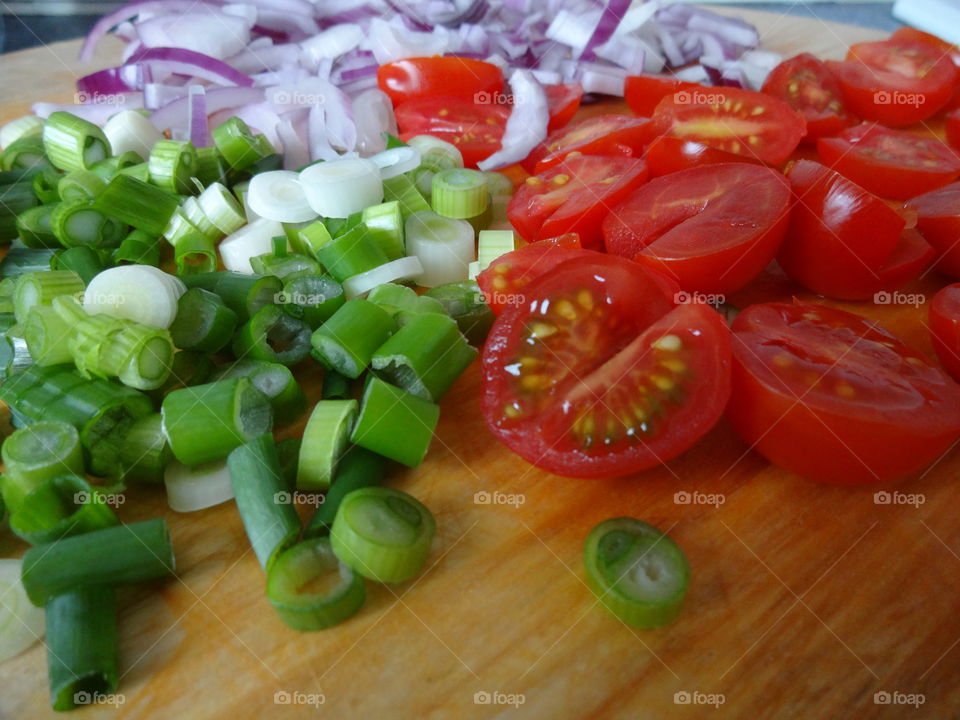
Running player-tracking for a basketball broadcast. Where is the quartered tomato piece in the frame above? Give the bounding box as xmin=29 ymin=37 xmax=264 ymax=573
xmin=545 ymin=83 xmax=584 ymax=131
xmin=476 ymin=245 xmax=599 ymax=314
xmin=817 ymin=123 xmax=960 ymax=200
xmin=645 ymin=135 xmax=762 ymax=177
xmin=826 ymin=39 xmax=959 ymax=126
xmin=602 ymin=164 xmax=791 ymax=295
xmin=624 ymin=75 xmax=702 ymax=117
xmin=395 ymin=96 xmax=509 ymax=167
xmin=728 ymin=302 xmax=960 ymax=485
xmin=905 ymin=181 xmax=960 ymax=278
xmin=507 ymin=154 xmax=649 ymax=248
xmin=524 ymin=114 xmax=651 ymax=173
xmin=761 ymin=52 xmax=855 ymax=140
xmin=377 ymin=57 xmax=504 ymax=106
xmin=481 ymin=255 xmax=732 ymax=478
xmin=650 ymin=86 xmax=806 ymax=165
xmin=930 ymin=283 xmax=960 ymax=380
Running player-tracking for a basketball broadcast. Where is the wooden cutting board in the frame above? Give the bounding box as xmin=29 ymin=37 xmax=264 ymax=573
xmin=3 ymin=8 xmax=960 ymax=719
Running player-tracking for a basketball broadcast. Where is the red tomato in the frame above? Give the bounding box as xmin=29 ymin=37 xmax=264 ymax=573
xmin=761 ymin=53 xmax=855 ymax=140
xmin=905 ymin=182 xmax=960 ymax=278
xmin=817 ymin=123 xmax=960 ymax=200
xmin=645 ymin=135 xmax=761 ymax=177
xmin=624 ymin=75 xmax=702 ymax=117
xmin=728 ymin=302 xmax=960 ymax=485
xmin=545 ymin=83 xmax=584 ymax=131
xmin=890 ymin=27 xmax=960 ymax=65
xmin=476 ymin=244 xmax=597 ymax=314
xmin=650 ymin=86 xmax=806 ymax=165
xmin=541 ymin=233 xmax=582 ymax=248
xmin=826 ymin=39 xmax=958 ymax=126
xmin=602 ymin=164 xmax=791 ymax=295
xmin=777 ymin=160 xmax=926 ymax=300
xmin=481 ymin=254 xmax=731 ymax=478
xmin=930 ymin=283 xmax=960 ymax=380
xmin=395 ymin=96 xmax=509 ymax=167
xmin=377 ymin=57 xmax=504 ymax=106
xmin=507 ymin=154 xmax=649 ymax=249
xmin=948 ymin=110 xmax=960 ymax=151
xmin=524 ymin=114 xmax=650 ymax=173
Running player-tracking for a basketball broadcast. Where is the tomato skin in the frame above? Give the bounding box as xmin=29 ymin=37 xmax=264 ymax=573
xmin=395 ymin=96 xmax=509 ymax=167
xmin=602 ymin=164 xmax=792 ymax=295
xmin=507 ymin=154 xmax=649 ymax=249
xmin=761 ymin=53 xmax=855 ymax=141
xmin=948 ymin=110 xmax=960 ymax=152
xmin=645 ymin=136 xmax=761 ymax=177
xmin=650 ymin=86 xmax=806 ymax=165
xmin=481 ymin=255 xmax=731 ymax=479
xmin=930 ymin=284 xmax=960 ymax=380
xmin=728 ymin=302 xmax=960 ymax=485
xmin=524 ymin=114 xmax=651 ymax=173
xmin=905 ymin=182 xmax=960 ymax=278
xmin=545 ymin=83 xmax=584 ymax=131
xmin=377 ymin=57 xmax=504 ymax=106
xmin=816 ymin=123 xmax=960 ymax=200
xmin=624 ymin=75 xmax=701 ymax=117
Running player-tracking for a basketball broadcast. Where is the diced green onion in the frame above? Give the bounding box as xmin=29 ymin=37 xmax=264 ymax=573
xmin=414 ymin=167 xmax=434 ymax=200
xmin=16 ymin=204 xmax=59 ymax=249
xmin=162 ymin=207 xmax=201 ymax=246
xmin=92 ymin=173 xmax=180 ymax=237
xmin=351 ymin=376 xmax=439 ymax=467
xmin=164 ymin=458 xmax=234 ymax=512
xmin=477 ymin=229 xmax=516 ymax=271
xmin=2 ymin=137 xmax=49 ymax=171
xmin=248 ymin=170 xmax=317 ymax=223
xmin=583 ymin=517 xmax=690 ymax=628
xmin=310 ymin=299 xmax=395 ymax=379
xmin=194 ymin=145 xmax=226 ymax=185
xmin=361 ymin=200 xmax=405 ymax=260
xmin=174 ymin=231 xmax=217 ymax=275
xmin=368 ymin=282 xmax=445 ymax=319
xmin=45 ymin=587 xmax=119 ymax=711
xmin=32 ymin=166 xmax=63 ymax=204
xmin=118 ymin=412 xmax=170 ymax=483
xmin=228 ymin=435 xmax=301 ymax=570
xmin=0 ymin=317 xmax=32 ymax=380
xmin=0 ymin=559 xmax=45 ymax=663
xmin=425 ymin=280 xmax=494 ymax=346
xmin=51 ymin=198 xmax=126 ymax=249
xmin=371 ymin=146 xmax=421 ymax=180
xmin=58 ymin=169 xmax=106 ymax=201
xmin=211 ymin=359 xmax=307 ymax=426
xmin=408 ymin=135 xmax=464 ymax=172
xmin=21 ymin=517 xmax=175 ymax=606
xmin=42 ymin=112 xmax=110 ymax=172
xmin=198 ymin=182 xmax=246 ymax=235
xmin=103 ymin=110 xmax=162 ymax=159
xmin=199 ymin=271 xmax=282 ymax=322
xmin=431 ymin=168 xmax=490 ymax=219
xmin=9 ymin=474 xmax=119 ymax=545
xmin=314 ymin=223 xmax=390 ymax=283
xmin=383 ymin=173 xmax=431 ymax=219
xmin=232 ymin=304 xmax=312 ymax=366
xmin=1 ymin=115 xmax=44 ymax=150
xmin=342 ymin=256 xmax=423 ymax=299
xmin=169 ymin=287 xmax=238 ymax=352
xmin=321 ymin=369 xmax=351 ymax=399
xmin=250 ymin=251 xmax=321 ymax=279
xmin=1 ymin=421 xmax=84 ymax=512
xmin=13 ymin=270 xmax=84 ymax=323
xmin=279 ymin=273 xmax=345 ymax=329
xmin=297 ymin=400 xmax=357 ymax=491
xmin=212 ymin=117 xmax=272 ymax=171
xmin=330 ymin=486 xmax=436 ymax=583
xmin=179 ymin=196 xmax=221 ymax=240
xmin=405 ymin=211 xmax=475 ymax=287
xmin=284 ymin=218 xmax=331 ymax=259
xmin=306 ymin=447 xmax=384 ymax=538
xmin=148 ymin=139 xmax=197 ymax=194
xmin=118 ymin=161 xmax=151 ymax=183
xmin=83 ymin=265 xmax=185 ymax=329
xmin=371 ymin=313 xmax=476 ymax=401
xmin=51 ymin=245 xmax=106 ymax=284
xmin=1 ymin=183 xmax=39 ymax=244
xmin=150 ymin=349 xmax=214 ymax=398
xmin=219 ymin=218 xmax=285 ymax=274
xmin=161 ymin=377 xmax=273 ymax=466
xmin=299 ymin=158 xmax=383 ymax=218
xmin=113 ymin=228 xmax=160 ymax=266
xmin=23 ymin=306 xmax=74 ymax=365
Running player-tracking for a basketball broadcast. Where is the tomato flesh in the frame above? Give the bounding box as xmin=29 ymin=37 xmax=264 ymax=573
xmin=817 ymin=123 xmax=960 ymax=200
xmin=930 ymin=284 xmax=960 ymax=381
xmin=525 ymin=114 xmax=650 ymax=173
xmin=545 ymin=83 xmax=584 ymax=131
xmin=644 ymin=135 xmax=761 ymax=177
xmin=603 ymin=163 xmax=792 ymax=295
xmin=625 ymin=75 xmax=703 ymax=117
xmin=395 ymin=96 xmax=508 ymax=167
xmin=481 ymin=255 xmax=731 ymax=479
xmin=377 ymin=57 xmax=504 ymax=106
xmin=761 ymin=52 xmax=855 ymax=140
xmin=905 ymin=182 xmax=960 ymax=278
xmin=729 ymin=302 xmax=960 ymax=485
xmin=948 ymin=110 xmax=960 ymax=152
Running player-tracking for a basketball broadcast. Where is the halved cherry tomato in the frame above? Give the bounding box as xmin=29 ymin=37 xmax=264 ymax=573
xmin=948 ymin=110 xmax=960 ymax=152
xmin=728 ymin=302 xmax=960 ymax=485
xmin=930 ymin=283 xmax=960 ymax=380
xmin=545 ymin=83 xmax=584 ymax=131
xmin=602 ymin=164 xmax=791 ymax=295
xmin=777 ymin=159 xmax=922 ymax=300
xmin=541 ymin=233 xmax=582 ymax=248
xmin=395 ymin=96 xmax=509 ymax=167
xmin=507 ymin=154 xmax=649 ymax=248
xmin=650 ymin=86 xmax=806 ymax=165
xmin=645 ymin=135 xmax=761 ymax=177
xmin=826 ymin=39 xmax=959 ymax=126
xmin=524 ymin=114 xmax=651 ymax=173
xmin=761 ymin=53 xmax=855 ymax=140
xmin=624 ymin=75 xmax=702 ymax=117
xmin=476 ymin=244 xmax=596 ymax=314
xmin=377 ymin=57 xmax=504 ymax=106
xmin=890 ymin=27 xmax=960 ymax=65
xmin=905 ymin=181 xmax=960 ymax=278
xmin=481 ymin=254 xmax=731 ymax=479
xmin=817 ymin=123 xmax=960 ymax=200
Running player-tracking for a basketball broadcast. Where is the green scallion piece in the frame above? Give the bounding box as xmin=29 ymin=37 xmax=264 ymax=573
xmin=231 ymin=304 xmax=312 ymax=367
xmin=284 ymin=219 xmax=331 ymax=259
xmin=306 ymin=447 xmax=385 ymax=538
xmin=31 ymin=167 xmax=62 ymax=204
xmin=21 ymin=518 xmax=175 ymax=606
xmin=90 ymin=150 xmax=143 ymax=181
xmin=212 ymin=117 xmax=271 ymax=172
xmin=148 ymin=139 xmax=197 ymax=194
xmin=58 ymin=169 xmax=106 ymax=201
xmin=23 ymin=306 xmax=74 ymax=365
xmin=321 ymin=369 xmax=351 ymax=400
xmin=367 ymin=282 xmax=445 ymax=320
xmin=9 ymin=474 xmax=119 ymax=545
xmin=174 ymin=231 xmax=217 ymax=275
xmin=92 ymin=173 xmax=180 ymax=237
xmin=431 ymin=168 xmax=490 ymax=219
xmin=227 ymin=434 xmax=302 ymax=571
xmin=179 ymin=196 xmax=221 ymax=240
xmin=42 ymin=112 xmax=110 ymax=172
xmin=118 ymin=412 xmax=170 ymax=483
xmin=211 ymin=360 xmax=307 ymax=427
xmin=330 ymin=486 xmax=435 ymax=583
xmin=0 ymin=183 xmax=40 ymax=244
xmin=361 ymin=201 xmax=405 ymax=260
xmin=314 ymin=224 xmax=390 ymax=283
xmin=3 ymin=136 xmax=50 ymax=171
xmin=197 ymin=182 xmax=246 ymax=235
xmin=0 ymin=280 xmax=16 ymax=314
xmin=309 ymin=299 xmax=395 ymax=379
xmin=194 ymin=145 xmax=226 ymax=185
xmin=113 ymin=228 xmax=160 ymax=267
xmin=0 ymin=421 xmax=84 ymax=512
xmin=149 ymin=350 xmax=214 ymax=399
xmin=350 ymin=376 xmax=439 ymax=467
xmin=169 ymin=287 xmax=238 ymax=353
xmin=297 ymin=399 xmax=357 ymax=492
xmin=161 ymin=377 xmax=273 ymax=466
xmin=213 ymin=272 xmax=282 ymax=322
xmin=277 ymin=437 xmax=301 ymax=487
xmin=0 ymin=317 xmax=32 ymax=380
xmin=280 ymin=273 xmax=345 ymax=329
xmin=51 ymin=198 xmax=126 ymax=249
xmin=250 ymin=251 xmax=321 ymax=279
xmin=51 ymin=245 xmax=107 ymax=283
xmin=117 ymin=161 xmax=150 ymax=182
xmin=13 ymin=270 xmax=84 ymax=323
xmin=425 ymin=280 xmax=495 ymax=346
xmin=15 ymin=204 xmax=59 ymax=248
xmin=383 ymin=173 xmax=431 ymax=219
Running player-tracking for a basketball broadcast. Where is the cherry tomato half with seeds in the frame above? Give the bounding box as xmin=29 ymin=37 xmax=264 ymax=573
xmin=760 ymin=52 xmax=855 ymax=140
xmin=624 ymin=75 xmax=704 ymax=118
xmin=545 ymin=83 xmax=584 ymax=132
xmin=644 ymin=135 xmax=761 ymax=177
xmin=905 ymin=181 xmax=960 ymax=278
xmin=930 ymin=284 xmax=960 ymax=381
xmin=395 ymin=96 xmax=509 ymax=167
xmin=524 ymin=114 xmax=651 ymax=173
xmin=377 ymin=57 xmax=504 ymax=106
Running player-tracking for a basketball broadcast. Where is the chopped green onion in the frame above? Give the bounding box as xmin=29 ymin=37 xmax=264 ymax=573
xmin=341 ymin=256 xmax=424 ymax=300
xmin=198 ymin=181 xmax=246 ymax=235
xmin=23 ymin=306 xmax=75 ymax=365
xmin=32 ymin=167 xmax=63 ymax=204
xmin=350 ymin=376 xmax=439 ymax=467
xmin=9 ymin=474 xmax=119 ymax=545
xmin=119 ymin=412 xmax=170 ymax=483
xmin=0 ymin=316 xmax=33 ymax=379
xmin=163 ymin=207 xmax=201 ymax=246
xmin=179 ymin=196 xmax=221 ymax=240
xmin=211 ymin=359 xmax=307 ymax=426
xmin=306 ymin=447 xmax=385 ymax=538
xmin=277 ymin=436 xmax=301 ymax=487
xmin=299 ymin=158 xmax=383 ymax=218
xmin=284 ymin=218 xmax=331 ymax=259
xmin=51 ymin=198 xmax=126 ymax=249
xmin=150 ymin=349 xmax=214 ymax=397
xmin=220 ymin=218 xmax=285 ymax=273
xmin=13 ymin=270 xmax=84 ymax=323
xmin=414 ymin=167 xmax=434 ymax=200
xmin=51 ymin=245 xmax=107 ymax=283
xmin=426 ymin=281 xmax=494 ymax=346
xmin=113 ymin=228 xmax=160 ymax=266
xmin=228 ymin=435 xmax=301 ymax=570
xmin=103 ymin=110 xmax=163 ymax=159
xmin=21 ymin=517 xmax=175 ymax=606
xmin=194 ymin=145 xmax=226 ymax=185
xmin=2 ymin=137 xmax=49 ymax=171
xmin=431 ymin=168 xmax=490 ymax=219
xmin=267 ymin=536 xmax=365 ymax=630
xmin=42 ymin=112 xmax=110 ymax=172
xmin=231 ymin=304 xmax=312 ymax=366
xmin=330 ymin=486 xmax=436 ymax=583
xmin=297 ymin=400 xmax=357 ymax=491
xmin=483 ymin=171 xmax=514 ymax=197
xmin=208 ymin=271 xmax=282 ymax=322
xmin=174 ymin=231 xmax=217 ymax=275
xmin=148 ymin=139 xmax=197 ymax=194
xmin=280 ymin=273 xmax=345 ymax=329
xmin=161 ymin=377 xmax=273 ymax=466
xmin=1 ymin=421 xmax=84 ymax=512
xmin=250 ymin=251 xmax=321 ymax=279
xmin=1 ymin=183 xmax=39 ymax=244
xmin=83 ymin=264 xmax=184 ymax=329
xmin=1 ymin=115 xmax=44 ymax=150
xmin=248 ymin=170 xmax=317 ymax=223
xmin=16 ymin=204 xmax=59 ymax=248
xmin=58 ymin=169 xmax=106 ymax=201
xmin=583 ymin=517 xmax=690 ymax=628
xmin=372 ymin=146 xmax=421 ymax=180
xmin=212 ymin=117 xmax=272 ymax=172
xmin=117 ymin=161 xmax=150 ymax=183
xmin=314 ymin=223 xmax=390 ymax=282
xmin=477 ymin=229 xmax=516 ymax=271
xmin=310 ymin=299 xmax=395 ymax=379
xmin=321 ymin=369 xmax=351 ymax=400
xmin=93 ymin=173 xmax=179 ymax=237
xmin=405 ymin=211 xmax=475 ymax=287
xmin=169 ymin=287 xmax=238 ymax=352
xmin=0 ymin=559 xmax=45 ymax=663
xmin=164 ymin=458 xmax=234 ymax=513
xmin=1 ymin=247 xmax=55 ymax=278
xmin=383 ymin=173 xmax=431 ymax=219
xmin=408 ymin=135 xmax=464 ymax=172
xmin=361 ymin=200 xmax=405 ymax=260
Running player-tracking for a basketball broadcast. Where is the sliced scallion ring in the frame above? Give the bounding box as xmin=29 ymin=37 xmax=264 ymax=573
xmin=342 ymin=256 xmax=424 ymax=300
xmin=404 ymin=210 xmax=475 ymax=288
xmin=371 ymin=146 xmax=421 ymax=180
xmin=299 ymin=158 xmax=383 ymax=218
xmin=83 ymin=265 xmax=184 ymax=329
xmin=247 ymin=170 xmax=317 ymax=223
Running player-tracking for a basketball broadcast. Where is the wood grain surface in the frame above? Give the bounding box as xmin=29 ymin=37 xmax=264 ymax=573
xmin=3 ymin=8 xmax=959 ymax=719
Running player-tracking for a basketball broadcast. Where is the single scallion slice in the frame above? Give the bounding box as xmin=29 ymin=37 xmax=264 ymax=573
xmin=212 ymin=117 xmax=272 ymax=172
xmin=148 ymin=139 xmax=197 ymax=194
xmin=1 ymin=115 xmax=44 ymax=150
xmin=92 ymin=173 xmax=180 ymax=237
xmin=405 ymin=211 xmax=475 ymax=288
xmin=309 ymin=299 xmax=395 ymax=379
xmin=103 ymin=110 xmax=163 ymax=159
xmin=284 ymin=218 xmax=331 ymax=260
xmin=83 ymin=264 xmax=185 ymax=329
xmin=314 ymin=223 xmax=390 ymax=283
xmin=482 ymin=171 xmax=514 ymax=197
xmin=113 ymin=229 xmax=161 ymax=267
xmin=194 ymin=145 xmax=226 ymax=185
xmin=219 ymin=218 xmax=285 ymax=274
xmin=32 ymin=166 xmax=63 ymax=204
xmin=174 ymin=231 xmax=217 ymax=275
xmin=9 ymin=474 xmax=119 ymax=545
xmin=306 ymin=447 xmax=385 ymax=538
xmin=51 ymin=245 xmax=106 ymax=284
xmin=383 ymin=173 xmax=431 ymax=219
xmin=2 ymin=137 xmax=49 ymax=171
xmin=119 ymin=412 xmax=170 ymax=483
xmin=232 ymin=304 xmax=312 ymax=366
xmin=23 ymin=306 xmax=74 ymax=366
xmin=280 ymin=273 xmax=345 ymax=329
xmin=299 ymin=157 xmax=383 ymax=218
xmin=477 ymin=229 xmax=516 ymax=271
xmin=407 ymin=134 xmax=464 ymax=172
xmin=371 ymin=146 xmax=421 ymax=180
xmin=211 ymin=359 xmax=307 ymax=426
xmin=248 ymin=170 xmax=316 ymax=223
xmin=51 ymin=198 xmax=126 ymax=249
xmin=350 ymin=376 xmax=439 ymax=467
xmin=425 ymin=280 xmax=495 ymax=346
xmin=164 ymin=458 xmax=234 ymax=513
xmin=431 ymin=168 xmax=490 ymax=219
xmin=1 ymin=421 xmax=84 ymax=513
xmin=1 ymin=183 xmax=40 ymax=243
xmin=297 ymin=400 xmax=357 ymax=492
xmin=367 ymin=282 xmax=445 ymax=319
xmin=42 ymin=112 xmax=110 ymax=172
xmin=330 ymin=486 xmax=436 ymax=583
xmin=13 ymin=270 xmax=84 ymax=323
xmin=361 ymin=200 xmax=405 ymax=260
xmin=58 ymin=169 xmax=106 ymax=201
xmin=179 ymin=196 xmax=221 ymax=240
xmin=321 ymin=369 xmax=351 ymax=400
xmin=198 ymin=181 xmax=246 ymax=235
xmin=0 ymin=559 xmax=45 ymax=663
xmin=169 ymin=287 xmax=238 ymax=353
xmin=211 ymin=271 xmax=283 ymax=322
xmin=341 ymin=257 xmax=423 ymax=300
xmin=250 ymin=251 xmax=321 ymax=279
xmin=16 ymin=204 xmax=59 ymax=248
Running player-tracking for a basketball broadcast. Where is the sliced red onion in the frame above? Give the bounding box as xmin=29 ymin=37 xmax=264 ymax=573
xmin=33 ymin=95 xmax=144 ymax=124
xmin=252 ymin=68 xmax=310 ymax=88
xmin=188 ymin=86 xmax=209 ymax=147
xmin=595 ymin=35 xmax=664 ymax=75
xmin=126 ymin=47 xmax=255 ymax=87
xmin=121 ymin=39 xmax=144 ymax=64
xmin=135 ymin=10 xmax=250 ymax=60
xmin=545 ymin=9 xmax=601 ymax=55
xmin=307 ymin=104 xmax=340 ymax=162
xmin=227 ymin=43 xmax=303 ymax=74
xmin=615 ymin=3 xmax=658 ymax=36
xmin=77 ymin=67 xmax=139 ymax=96
xmin=234 ymin=102 xmax=284 ymax=145
xmin=580 ymin=0 xmax=631 ymax=61
xmin=578 ymin=65 xmax=627 ymax=96
xmin=300 ymin=25 xmax=364 ymax=69
xmin=365 ymin=17 xmax=452 ymax=64
xmin=150 ymin=86 xmax=263 ymax=134
xmin=687 ymin=11 xmax=759 ymax=50
xmin=276 ymin=119 xmax=310 ymax=170
xmin=477 ymin=69 xmax=548 ymax=171
xmin=673 ymin=64 xmax=709 ymax=84
xmin=353 ymin=88 xmax=397 ymax=156
xmin=144 ymin=82 xmax=189 ymax=110
xmin=243 ymin=0 xmax=314 ymax=16
xmin=250 ymin=25 xmax=289 ymax=43
xmin=255 ymin=10 xmax=319 ymax=39
xmin=737 ymin=49 xmax=783 ymax=90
